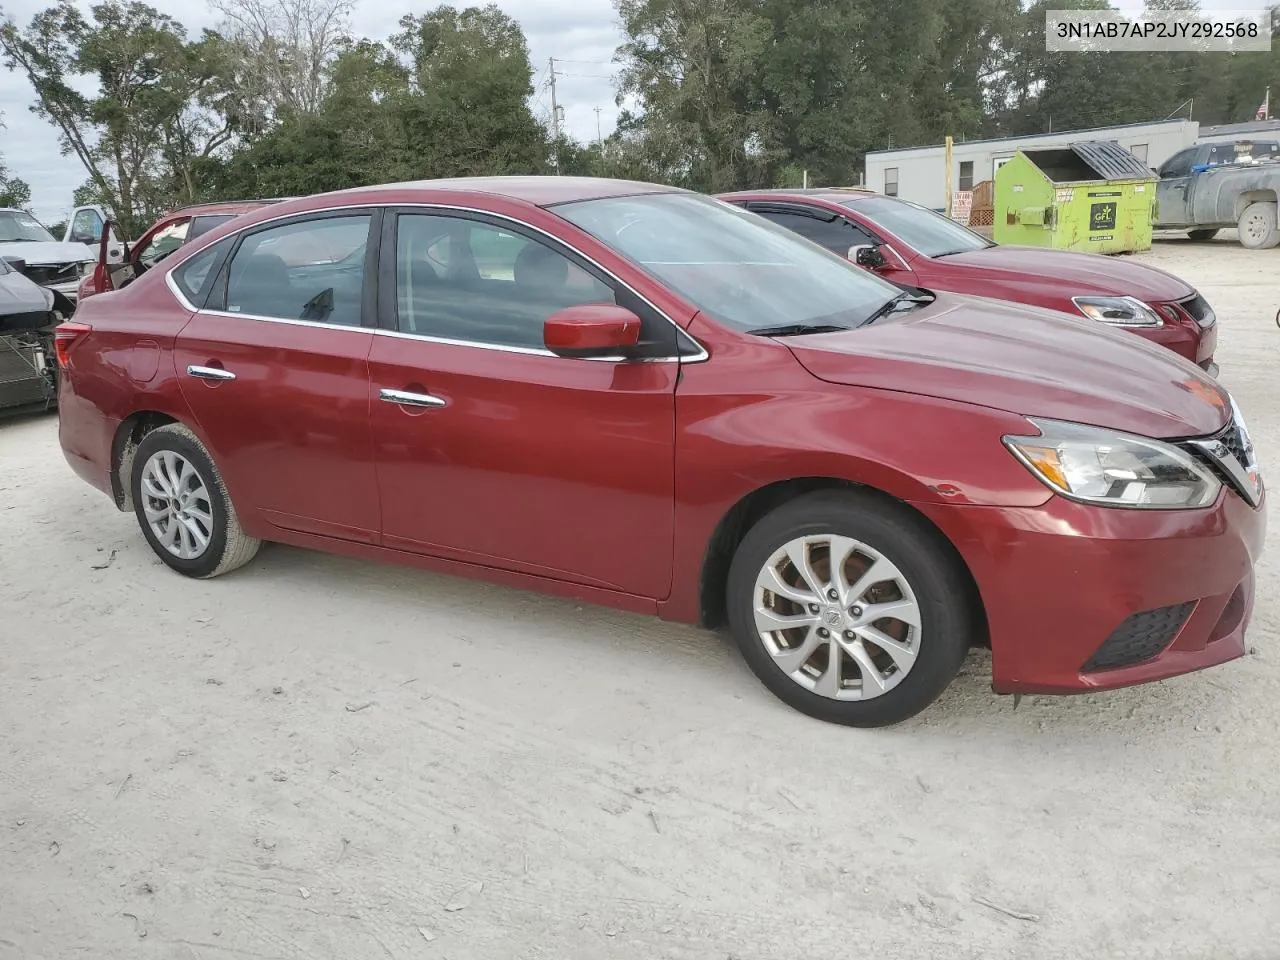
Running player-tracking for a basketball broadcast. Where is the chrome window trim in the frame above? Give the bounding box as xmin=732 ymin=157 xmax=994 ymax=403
xmin=163 ymin=200 xmax=709 ymax=364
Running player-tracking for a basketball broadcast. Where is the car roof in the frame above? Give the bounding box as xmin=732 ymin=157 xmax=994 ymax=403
xmin=335 ymin=176 xmax=685 ymax=207
xmin=167 ymin=199 xmax=294 ymax=218
xmin=719 ymin=187 xmax=882 ymax=206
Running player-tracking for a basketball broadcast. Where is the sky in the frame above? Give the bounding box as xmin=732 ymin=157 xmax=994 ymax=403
xmin=0 ymin=0 xmax=626 ymax=222
xmin=0 ymin=0 xmax=1270 ymax=223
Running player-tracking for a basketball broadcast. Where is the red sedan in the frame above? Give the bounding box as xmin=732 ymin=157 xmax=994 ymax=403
xmin=55 ymin=178 xmax=1264 ymax=726
xmin=719 ymin=189 xmax=1219 ymax=375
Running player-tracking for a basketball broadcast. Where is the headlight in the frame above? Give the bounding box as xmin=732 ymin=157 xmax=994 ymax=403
xmin=1004 ymin=419 xmax=1220 ymax=509
xmin=1072 ymin=295 xmax=1163 ymax=327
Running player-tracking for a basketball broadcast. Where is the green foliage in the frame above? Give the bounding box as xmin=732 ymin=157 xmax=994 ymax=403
xmin=0 ymin=151 xmax=32 ymax=208
xmin=0 ymin=0 xmax=239 ymax=235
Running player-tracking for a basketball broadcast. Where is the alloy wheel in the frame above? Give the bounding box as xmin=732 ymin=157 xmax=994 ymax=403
xmin=140 ymin=450 xmax=215 ymax=560
xmin=753 ymin=535 xmax=921 ymax=700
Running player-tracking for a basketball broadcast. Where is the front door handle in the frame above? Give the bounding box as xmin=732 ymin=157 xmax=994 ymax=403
xmin=187 ymin=364 xmax=236 ymax=381
xmin=380 ymin=388 xmax=447 ymax=408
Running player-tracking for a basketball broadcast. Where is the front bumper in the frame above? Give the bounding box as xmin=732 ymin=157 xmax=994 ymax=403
xmin=914 ymin=485 xmax=1265 ymax=694
xmin=44 ymin=278 xmax=82 ymax=303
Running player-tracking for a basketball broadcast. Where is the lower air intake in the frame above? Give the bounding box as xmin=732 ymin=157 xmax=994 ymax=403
xmin=1082 ymin=602 xmax=1195 ymax=672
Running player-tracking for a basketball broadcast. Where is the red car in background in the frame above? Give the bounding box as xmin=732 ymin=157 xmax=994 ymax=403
xmin=719 ymin=189 xmax=1219 ymax=375
xmin=77 ymin=199 xmax=292 ymax=302
xmin=55 ymin=178 xmax=1263 ymax=727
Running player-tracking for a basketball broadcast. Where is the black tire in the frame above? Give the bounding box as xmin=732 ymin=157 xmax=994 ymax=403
xmin=1237 ymin=201 xmax=1279 ymax=250
xmin=1187 ymin=228 xmax=1219 ymax=242
xmin=725 ymin=489 xmax=975 ymax=727
xmin=130 ymin=423 xmax=261 ymax=579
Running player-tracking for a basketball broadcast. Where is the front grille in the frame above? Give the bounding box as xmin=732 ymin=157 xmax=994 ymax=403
xmin=24 ymin=262 xmax=81 ymax=287
xmin=1082 ymin=602 xmax=1195 ymax=672
xmin=0 ymin=338 xmax=54 ymax=410
xmin=1179 ymin=293 xmax=1216 ymax=327
xmin=1181 ymin=411 xmax=1261 ymax=507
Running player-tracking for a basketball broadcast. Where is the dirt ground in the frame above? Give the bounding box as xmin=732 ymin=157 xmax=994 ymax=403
xmin=2 ymin=232 xmax=1278 ymax=960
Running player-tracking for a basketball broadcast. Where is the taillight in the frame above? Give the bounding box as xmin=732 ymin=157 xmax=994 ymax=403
xmin=54 ymin=322 xmax=92 ymax=369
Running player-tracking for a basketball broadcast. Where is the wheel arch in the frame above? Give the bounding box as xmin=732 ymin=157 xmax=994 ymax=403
xmin=1234 ymin=189 xmax=1278 ymax=220
xmin=110 ymin=410 xmax=182 ymax=511
xmin=696 ymin=476 xmax=989 ymax=647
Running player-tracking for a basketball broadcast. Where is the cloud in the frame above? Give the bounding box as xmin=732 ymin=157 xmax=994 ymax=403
xmin=0 ymin=0 xmax=624 ymax=220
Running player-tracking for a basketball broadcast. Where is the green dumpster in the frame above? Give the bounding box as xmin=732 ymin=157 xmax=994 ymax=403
xmin=993 ymin=141 xmax=1157 ymax=254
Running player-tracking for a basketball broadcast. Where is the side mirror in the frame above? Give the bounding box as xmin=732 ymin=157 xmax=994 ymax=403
xmin=2 ymin=256 xmax=28 ymax=274
xmin=851 ymin=244 xmax=886 ymax=268
xmin=544 ymin=303 xmax=642 ymax=358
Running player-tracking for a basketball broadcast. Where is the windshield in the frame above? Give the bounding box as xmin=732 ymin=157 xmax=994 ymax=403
xmin=553 ymin=193 xmax=902 ymax=332
xmin=0 ymin=210 xmax=57 ymax=243
xmin=844 ymin=196 xmax=991 ymax=258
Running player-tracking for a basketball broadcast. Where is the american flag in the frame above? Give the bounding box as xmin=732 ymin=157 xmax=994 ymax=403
xmin=1257 ymin=88 xmax=1270 ymax=121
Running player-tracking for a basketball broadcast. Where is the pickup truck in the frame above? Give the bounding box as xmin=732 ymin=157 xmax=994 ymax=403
xmin=1155 ymin=140 xmax=1280 ymax=247
xmin=61 ymin=204 xmax=128 ymax=263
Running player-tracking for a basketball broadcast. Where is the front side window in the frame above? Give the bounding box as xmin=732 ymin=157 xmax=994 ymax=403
xmin=754 ymin=209 xmax=877 ymax=255
xmin=0 ymin=210 xmax=56 ymax=243
xmin=843 ymin=196 xmax=991 ymax=258
xmin=554 ymin=193 xmax=902 ymax=333
xmin=884 ymin=168 xmax=899 ymax=197
xmin=395 ymin=213 xmax=616 ymax=349
xmin=958 ymin=161 xmax=974 ymax=192
xmin=224 ymin=215 xmax=370 ymax=326
xmin=137 ymin=219 xmax=191 ymax=268
xmin=1160 ymin=149 xmax=1195 ymax=179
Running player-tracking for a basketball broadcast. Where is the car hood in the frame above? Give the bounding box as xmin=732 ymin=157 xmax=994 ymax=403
xmin=785 ymin=293 xmax=1228 ymax=439
xmin=0 ymin=272 xmax=54 ymax=331
xmin=937 ymin=244 xmax=1195 ymax=301
xmin=0 ymin=240 xmax=96 ymax=265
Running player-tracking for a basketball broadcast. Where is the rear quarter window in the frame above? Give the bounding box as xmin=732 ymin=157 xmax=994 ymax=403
xmin=172 ymin=238 xmax=232 ymax=306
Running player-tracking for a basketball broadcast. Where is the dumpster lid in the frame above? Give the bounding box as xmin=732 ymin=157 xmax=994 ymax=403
xmin=1022 ymin=141 xmax=1153 ymax=183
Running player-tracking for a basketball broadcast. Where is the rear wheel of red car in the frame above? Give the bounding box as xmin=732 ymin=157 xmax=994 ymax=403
xmin=726 ymin=490 xmax=975 ymax=727
xmin=1186 ymin=228 xmax=1219 ymax=242
xmin=1237 ymin=201 xmax=1279 ymax=249
xmin=130 ymin=424 xmax=261 ymax=579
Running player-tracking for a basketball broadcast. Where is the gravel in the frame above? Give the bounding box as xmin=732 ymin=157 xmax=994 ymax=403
xmin=1 ymin=231 xmax=1277 ymax=958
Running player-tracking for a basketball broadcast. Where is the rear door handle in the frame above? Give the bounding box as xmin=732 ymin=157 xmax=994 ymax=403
xmin=187 ymin=364 xmax=236 ymax=381
xmin=380 ymin=388 xmax=447 ymax=408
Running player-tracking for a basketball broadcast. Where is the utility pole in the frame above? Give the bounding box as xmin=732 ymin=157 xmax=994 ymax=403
xmin=594 ymin=106 xmax=603 ymax=148
xmin=548 ymin=57 xmax=560 ymax=174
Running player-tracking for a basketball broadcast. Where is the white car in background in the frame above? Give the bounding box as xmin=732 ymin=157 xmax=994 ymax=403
xmin=0 ymin=208 xmax=96 ymax=304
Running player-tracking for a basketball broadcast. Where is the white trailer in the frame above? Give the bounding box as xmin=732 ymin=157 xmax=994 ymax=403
xmin=864 ymin=119 xmax=1197 ymax=211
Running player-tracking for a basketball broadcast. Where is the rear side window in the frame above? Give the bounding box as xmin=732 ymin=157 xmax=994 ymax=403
xmin=172 ymin=238 xmax=232 ymax=306
xmin=189 ymin=214 xmax=235 ymax=239
xmin=225 ymin=215 xmax=370 ymax=326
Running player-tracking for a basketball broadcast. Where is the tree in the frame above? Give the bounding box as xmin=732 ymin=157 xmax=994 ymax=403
xmin=0 ymin=114 xmax=32 ymax=208
xmin=614 ymin=0 xmax=774 ymax=192
xmin=389 ymin=5 xmax=546 ymax=177
xmin=0 ymin=0 xmax=239 ymax=235
xmin=0 ymin=157 xmax=31 ymax=208
xmin=210 ymin=0 xmax=353 ymax=124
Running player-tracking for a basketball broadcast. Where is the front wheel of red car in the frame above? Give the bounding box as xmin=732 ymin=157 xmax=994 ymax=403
xmin=726 ymin=490 xmax=976 ymax=727
xmin=130 ymin=423 xmax=262 ymax=579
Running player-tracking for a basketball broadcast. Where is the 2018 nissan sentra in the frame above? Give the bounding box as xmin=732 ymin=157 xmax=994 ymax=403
xmin=55 ymin=178 xmax=1265 ymax=727
xmin=720 ymin=188 xmax=1220 ymax=375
